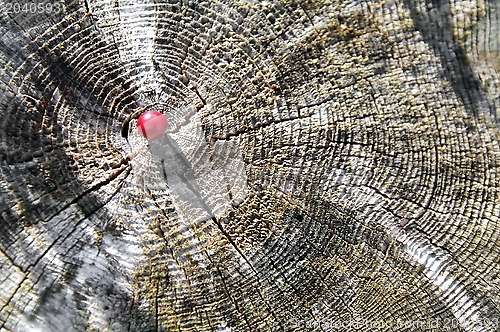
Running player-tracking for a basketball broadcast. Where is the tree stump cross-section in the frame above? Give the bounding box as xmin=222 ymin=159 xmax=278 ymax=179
xmin=0 ymin=0 xmax=499 ymax=331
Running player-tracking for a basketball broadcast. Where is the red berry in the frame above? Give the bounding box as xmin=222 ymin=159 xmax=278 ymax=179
xmin=137 ymin=111 xmax=168 ymax=140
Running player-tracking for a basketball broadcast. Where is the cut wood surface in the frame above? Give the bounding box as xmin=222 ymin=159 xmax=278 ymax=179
xmin=0 ymin=0 xmax=499 ymax=331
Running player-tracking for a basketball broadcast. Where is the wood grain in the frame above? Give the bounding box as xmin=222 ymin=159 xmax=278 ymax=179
xmin=0 ymin=0 xmax=499 ymax=331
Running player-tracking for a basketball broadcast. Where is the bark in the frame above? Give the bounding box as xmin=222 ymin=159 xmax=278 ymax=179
xmin=0 ymin=0 xmax=499 ymax=331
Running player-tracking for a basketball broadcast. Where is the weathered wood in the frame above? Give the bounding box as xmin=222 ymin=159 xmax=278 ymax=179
xmin=0 ymin=0 xmax=499 ymax=331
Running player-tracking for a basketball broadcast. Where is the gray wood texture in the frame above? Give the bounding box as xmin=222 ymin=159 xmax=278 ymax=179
xmin=0 ymin=0 xmax=499 ymax=331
